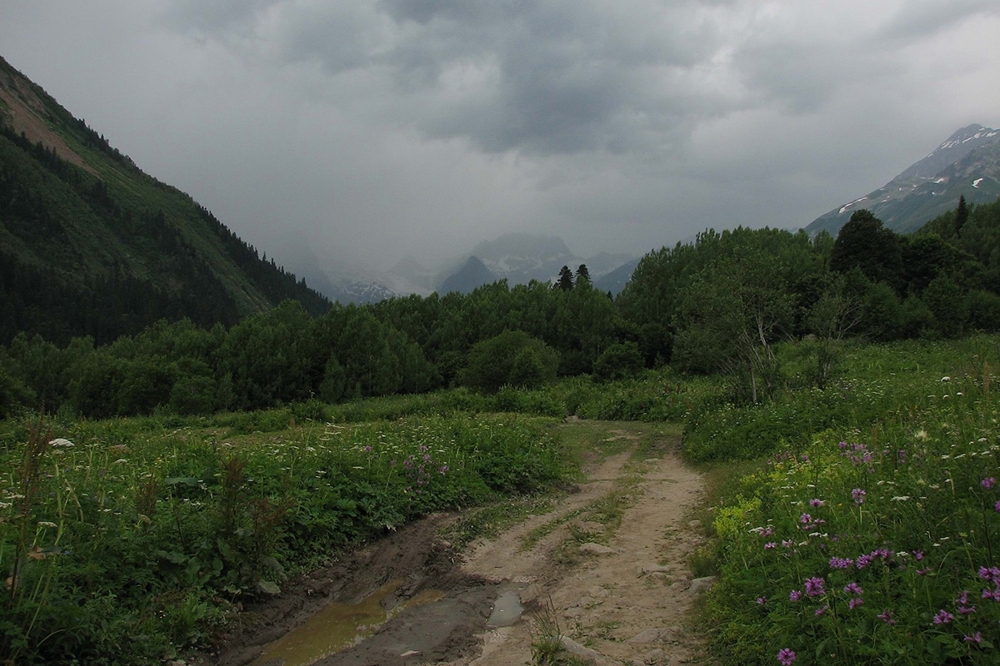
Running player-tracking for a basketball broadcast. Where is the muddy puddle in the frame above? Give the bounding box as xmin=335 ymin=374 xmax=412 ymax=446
xmin=252 ymin=581 xmax=444 ymax=666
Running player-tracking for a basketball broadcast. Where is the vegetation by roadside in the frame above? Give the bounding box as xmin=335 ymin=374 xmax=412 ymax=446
xmin=0 ymin=413 xmax=563 ymax=664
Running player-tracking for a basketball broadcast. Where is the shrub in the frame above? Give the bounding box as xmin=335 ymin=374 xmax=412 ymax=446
xmin=459 ymin=330 xmax=559 ymax=393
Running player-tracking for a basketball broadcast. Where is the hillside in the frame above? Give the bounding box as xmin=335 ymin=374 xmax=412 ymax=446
xmin=806 ymin=124 xmax=1000 ymax=235
xmin=0 ymin=55 xmax=329 ymax=345
xmin=438 ymin=256 xmax=497 ymax=294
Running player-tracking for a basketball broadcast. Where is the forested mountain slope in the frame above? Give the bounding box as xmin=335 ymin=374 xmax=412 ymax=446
xmin=0 ymin=55 xmax=329 ymax=345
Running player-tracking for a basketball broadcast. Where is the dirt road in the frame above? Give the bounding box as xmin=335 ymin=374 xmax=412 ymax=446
xmin=212 ymin=421 xmax=710 ymax=666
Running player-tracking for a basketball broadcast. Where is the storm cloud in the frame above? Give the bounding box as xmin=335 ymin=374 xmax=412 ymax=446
xmin=1 ymin=1 xmax=999 ymax=276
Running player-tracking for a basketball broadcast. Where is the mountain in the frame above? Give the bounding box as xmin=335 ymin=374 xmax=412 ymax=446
xmin=468 ymin=232 xmax=577 ymax=284
xmin=0 ymin=55 xmax=330 ymax=345
xmin=594 ymin=257 xmax=641 ymax=296
xmin=438 ymin=256 xmax=497 ymax=295
xmin=331 ymin=280 xmax=398 ymax=304
xmin=806 ymin=124 xmax=1000 ymax=235
xmin=308 ymin=234 xmax=639 ymax=304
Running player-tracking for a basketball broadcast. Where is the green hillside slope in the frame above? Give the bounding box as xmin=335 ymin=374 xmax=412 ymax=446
xmin=0 ymin=55 xmax=329 ymax=345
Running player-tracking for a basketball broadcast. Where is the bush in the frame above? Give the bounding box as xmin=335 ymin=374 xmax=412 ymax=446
xmin=593 ymin=342 xmax=644 ymax=381
xmin=459 ymin=330 xmax=559 ymax=393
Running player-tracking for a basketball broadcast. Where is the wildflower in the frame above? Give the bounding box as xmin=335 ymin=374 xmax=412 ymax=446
xmin=983 ymin=478 xmax=997 ymax=489
xmin=789 ymin=590 xmax=802 ymax=602
xmin=764 ymin=542 xmax=777 ymax=550
xmin=815 ymin=605 xmax=828 ymax=616
xmin=914 ymin=551 xmax=924 ymax=561
xmin=829 ymin=557 xmax=853 ymax=570
xmin=804 ymin=577 xmax=825 ymax=597
xmin=933 ymin=609 xmax=954 ymax=624
xmin=809 ymin=498 xmax=824 ymax=507
xmin=843 ymin=582 xmax=863 ymax=595
xmin=756 ymin=596 xmax=767 ymax=605
xmin=965 ymin=632 xmax=983 ymax=643
xmin=995 ymin=500 xmax=1000 ymax=513
xmin=777 ymin=648 xmax=796 ymax=665
xmin=851 ymin=488 xmax=866 ymax=505
xmin=848 ymin=597 xmax=864 ymax=609
xmin=877 ymin=610 xmax=896 ymax=625
xmin=978 ymin=566 xmax=1000 ymax=583
xmin=799 ymin=513 xmax=813 ymax=525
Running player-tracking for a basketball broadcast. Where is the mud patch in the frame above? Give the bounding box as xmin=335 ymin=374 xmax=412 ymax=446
xmin=210 ymin=514 xmax=500 ymax=666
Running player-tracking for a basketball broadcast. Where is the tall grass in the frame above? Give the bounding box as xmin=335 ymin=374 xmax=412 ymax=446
xmin=703 ymin=336 xmax=1000 ymax=664
xmin=0 ymin=412 xmax=563 ymax=664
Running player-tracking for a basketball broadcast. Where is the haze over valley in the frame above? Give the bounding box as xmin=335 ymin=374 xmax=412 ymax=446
xmin=2 ymin=1 xmax=999 ymax=293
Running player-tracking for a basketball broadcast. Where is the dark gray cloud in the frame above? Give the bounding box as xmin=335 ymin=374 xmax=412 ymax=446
xmin=880 ymin=0 xmax=1000 ymax=41
xmin=1 ymin=1 xmax=998 ymax=277
xmin=165 ymin=0 xmax=736 ymax=155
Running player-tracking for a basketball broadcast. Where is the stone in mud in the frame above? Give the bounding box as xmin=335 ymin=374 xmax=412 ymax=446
xmin=559 ymin=636 xmax=618 ymax=666
xmin=644 ymin=648 xmax=667 ymax=664
xmin=688 ymin=576 xmax=717 ymax=594
xmin=638 ymin=564 xmax=670 ymax=576
xmin=628 ymin=628 xmax=667 ymax=644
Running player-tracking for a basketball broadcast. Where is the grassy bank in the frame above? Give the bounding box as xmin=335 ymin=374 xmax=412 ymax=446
xmin=699 ymin=336 xmax=1000 ymax=664
xmin=0 ymin=412 xmax=562 ymax=664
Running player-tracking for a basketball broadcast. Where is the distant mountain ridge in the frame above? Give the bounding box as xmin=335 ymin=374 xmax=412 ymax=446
xmin=0 ymin=55 xmax=330 ymax=344
xmin=438 ymin=256 xmax=497 ymax=295
xmin=806 ymin=124 xmax=1000 ymax=235
xmin=323 ymin=233 xmax=639 ymax=301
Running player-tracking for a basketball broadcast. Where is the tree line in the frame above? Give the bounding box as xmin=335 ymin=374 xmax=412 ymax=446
xmin=3 ymin=198 xmax=1000 ymax=419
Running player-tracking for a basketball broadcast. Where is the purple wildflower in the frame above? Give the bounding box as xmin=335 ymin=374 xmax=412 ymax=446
xmin=756 ymin=596 xmax=767 ymax=605
xmin=764 ymin=542 xmax=777 ymax=550
xmin=982 ymin=477 xmax=997 ymax=489
xmin=979 ymin=566 xmax=1000 ymax=583
xmin=829 ymin=557 xmax=854 ymax=570
xmin=877 ymin=610 xmax=896 ymax=625
xmin=848 ymin=597 xmax=864 ymax=609
xmin=809 ymin=498 xmax=825 ymax=507
xmin=804 ymin=577 xmax=825 ymax=597
xmin=843 ymin=582 xmax=863 ymax=595
xmin=851 ymin=488 xmax=866 ymax=505
xmin=965 ymin=632 xmax=983 ymax=643
xmin=914 ymin=551 xmax=924 ymax=561
xmin=814 ymin=605 xmax=828 ymax=616
xmin=933 ymin=610 xmax=954 ymax=624
xmin=995 ymin=500 xmax=1000 ymax=513
xmin=777 ymin=648 xmax=796 ymax=665
xmin=789 ymin=589 xmax=802 ymax=602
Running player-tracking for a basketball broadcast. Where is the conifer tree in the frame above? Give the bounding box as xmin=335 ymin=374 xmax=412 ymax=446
xmin=575 ymin=264 xmax=591 ymax=287
xmin=955 ymin=194 xmax=968 ymax=237
xmin=557 ymin=265 xmax=574 ymax=291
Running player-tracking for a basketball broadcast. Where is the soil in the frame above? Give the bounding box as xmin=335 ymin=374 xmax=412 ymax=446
xmin=202 ymin=421 xmax=710 ymax=666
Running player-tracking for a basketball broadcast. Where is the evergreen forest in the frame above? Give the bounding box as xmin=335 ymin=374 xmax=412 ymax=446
xmin=4 ymin=198 xmax=1000 ymax=421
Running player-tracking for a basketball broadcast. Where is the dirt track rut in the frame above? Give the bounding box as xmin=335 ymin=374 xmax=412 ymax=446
xmin=211 ymin=422 xmax=710 ymax=666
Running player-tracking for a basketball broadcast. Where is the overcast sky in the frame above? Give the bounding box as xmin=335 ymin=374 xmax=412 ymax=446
xmin=2 ymin=1 xmax=999 ymax=275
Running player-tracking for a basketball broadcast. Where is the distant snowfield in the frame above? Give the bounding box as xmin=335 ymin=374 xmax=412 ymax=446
xmin=973 ymin=178 xmax=984 ymax=188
